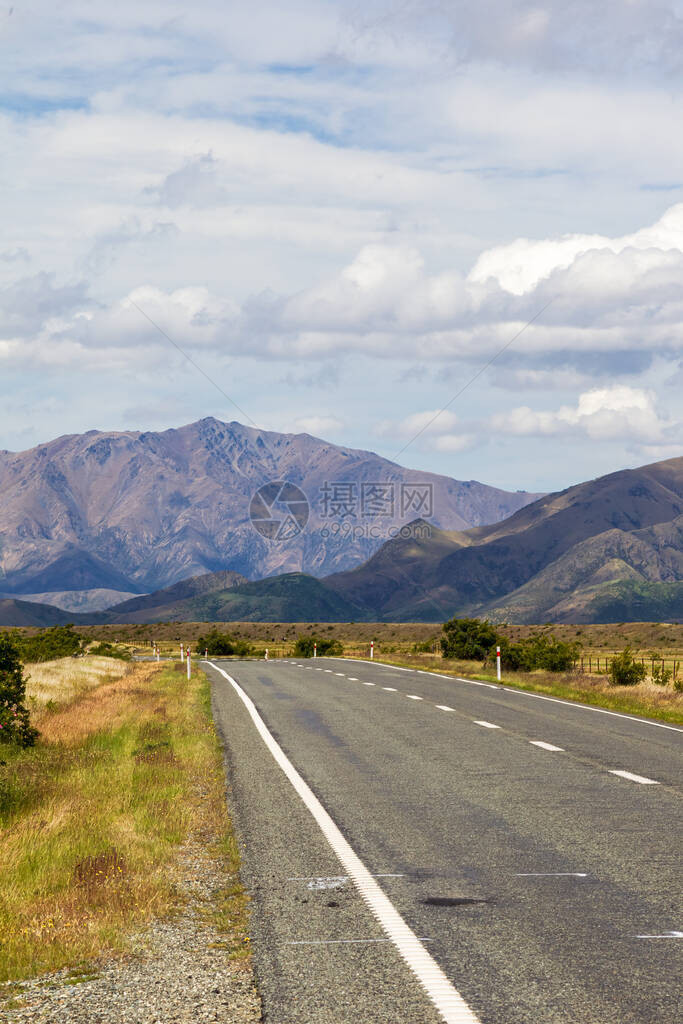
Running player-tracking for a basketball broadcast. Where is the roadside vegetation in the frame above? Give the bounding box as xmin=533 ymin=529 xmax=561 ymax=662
xmin=0 ymin=650 xmax=250 ymax=990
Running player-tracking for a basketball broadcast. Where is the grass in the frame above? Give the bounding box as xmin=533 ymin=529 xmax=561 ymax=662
xmin=24 ymin=655 xmax=130 ymax=711
xmin=0 ymin=659 xmax=250 ymax=986
xmin=344 ymin=653 xmax=683 ymax=725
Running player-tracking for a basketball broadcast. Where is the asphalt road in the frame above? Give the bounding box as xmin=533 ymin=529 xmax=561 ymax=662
xmin=207 ymin=657 xmax=682 ymax=1024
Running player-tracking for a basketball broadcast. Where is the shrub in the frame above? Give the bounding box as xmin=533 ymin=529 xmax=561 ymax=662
xmin=18 ymin=625 xmax=83 ymax=663
xmin=440 ymin=618 xmax=498 ymax=661
xmin=294 ymin=636 xmax=343 ymax=658
xmin=88 ymin=642 xmax=132 ymax=661
xmin=197 ymin=629 xmax=251 ymax=657
xmin=0 ymin=633 xmax=38 ymax=747
xmin=610 ymin=647 xmax=647 ymax=687
xmin=493 ymin=633 xmax=579 ymax=673
xmin=651 ymin=662 xmax=672 ymax=687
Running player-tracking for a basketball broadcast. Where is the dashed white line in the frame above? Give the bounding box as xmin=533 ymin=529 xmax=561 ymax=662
xmin=382 ymin=686 xmax=398 ymax=692
xmin=635 ymin=930 xmax=682 ymax=939
xmin=529 ymin=741 xmax=564 ymax=752
xmin=348 ymin=677 xmax=359 ymax=681
xmin=436 ymin=705 xmax=455 ymax=712
xmin=515 ymin=872 xmax=587 ymax=878
xmin=473 ymin=720 xmax=500 ymax=729
xmin=609 ymin=770 xmax=659 ymax=785
xmin=324 ymin=669 xmax=333 ymax=674
xmin=362 ymin=681 xmax=375 ymax=686
xmin=335 ymin=672 xmax=346 ymax=677
xmin=209 ymin=663 xmax=481 ymax=1024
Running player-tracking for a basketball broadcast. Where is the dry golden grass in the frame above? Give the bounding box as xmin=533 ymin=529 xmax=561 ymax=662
xmin=25 ymin=655 xmax=131 ymax=714
xmin=0 ymin=661 xmax=248 ymax=984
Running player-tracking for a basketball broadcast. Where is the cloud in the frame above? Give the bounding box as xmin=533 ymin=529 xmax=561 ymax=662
xmin=292 ymin=415 xmax=345 ymax=436
xmin=490 ymin=386 xmax=679 ymax=445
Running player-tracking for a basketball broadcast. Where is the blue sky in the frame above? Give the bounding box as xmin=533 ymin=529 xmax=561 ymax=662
xmin=1 ymin=0 xmax=682 ymax=493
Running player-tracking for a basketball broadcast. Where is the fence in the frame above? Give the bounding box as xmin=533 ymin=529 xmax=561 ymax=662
xmin=577 ymin=654 xmax=681 ymax=681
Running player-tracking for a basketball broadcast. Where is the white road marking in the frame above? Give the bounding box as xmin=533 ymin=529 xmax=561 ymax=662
xmin=348 ymin=677 xmax=359 ymax=681
xmin=209 ymin=663 xmax=482 ymax=1024
xmin=515 ymin=873 xmax=587 ymax=878
xmin=635 ymin=931 xmax=683 ymax=939
xmin=473 ymin=720 xmax=500 ymax=729
xmin=287 ymin=937 xmax=434 ymax=945
xmin=529 ymin=741 xmax=564 ymax=752
xmin=362 ymin=681 xmax=375 ymax=686
xmin=335 ymin=672 xmax=346 ymax=676
xmin=436 ymin=705 xmax=455 ymax=712
xmin=609 ymin=770 xmax=659 ymax=785
xmin=456 ymin=677 xmax=498 ymax=690
xmin=406 ymin=694 xmax=423 ymax=701
xmin=289 ymin=874 xmax=405 ymax=884
xmin=332 ymin=658 xmax=683 ymax=733
xmin=324 ymin=669 xmax=333 ymax=673
xmin=382 ymin=686 xmax=398 ymax=692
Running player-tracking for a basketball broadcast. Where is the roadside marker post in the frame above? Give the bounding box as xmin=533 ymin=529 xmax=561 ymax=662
xmin=370 ymin=641 xmax=374 ymax=660
xmin=314 ymin=643 xmax=317 ymax=658
xmin=187 ymin=649 xmax=191 ymax=680
xmin=496 ymin=646 xmax=501 ymax=681
xmin=205 ymin=648 xmax=208 ymax=657
xmin=155 ymin=646 xmax=160 ymax=662
xmin=180 ymin=642 xmax=184 ymax=662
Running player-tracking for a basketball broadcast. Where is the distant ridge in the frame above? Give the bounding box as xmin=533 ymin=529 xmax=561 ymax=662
xmin=0 ymin=418 xmax=541 ymax=612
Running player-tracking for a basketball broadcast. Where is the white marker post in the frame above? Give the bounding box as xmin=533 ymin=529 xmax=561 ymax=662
xmin=370 ymin=640 xmax=374 ymax=660
xmin=205 ymin=648 xmax=208 ymax=658
xmin=156 ymin=646 xmax=160 ymax=662
xmin=313 ymin=642 xmax=317 ymax=659
xmin=180 ymin=642 xmax=184 ymax=662
xmin=265 ymin=648 xmax=269 ymax=661
xmin=187 ymin=648 xmax=191 ymax=680
xmin=496 ymin=645 xmax=501 ymax=682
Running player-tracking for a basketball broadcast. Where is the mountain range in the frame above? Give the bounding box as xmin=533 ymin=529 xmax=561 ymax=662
xmin=0 ymin=424 xmax=680 ymax=626
xmin=0 ymin=418 xmax=540 ymax=613
xmin=89 ymin=452 xmax=682 ymax=626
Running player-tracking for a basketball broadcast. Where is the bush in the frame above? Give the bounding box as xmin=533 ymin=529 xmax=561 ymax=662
xmin=17 ymin=625 xmax=82 ymax=663
xmin=197 ymin=629 xmax=252 ymax=657
xmin=498 ymin=633 xmax=579 ymax=672
xmin=610 ymin=647 xmax=647 ymax=687
xmin=293 ymin=636 xmax=343 ymax=658
xmin=440 ymin=618 xmax=498 ymax=661
xmin=0 ymin=633 xmax=38 ymax=747
xmin=651 ymin=661 xmax=672 ymax=687
xmin=88 ymin=642 xmax=132 ymax=661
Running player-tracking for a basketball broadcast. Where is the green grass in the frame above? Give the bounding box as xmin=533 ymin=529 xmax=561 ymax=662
xmin=0 ymin=661 xmax=250 ymax=985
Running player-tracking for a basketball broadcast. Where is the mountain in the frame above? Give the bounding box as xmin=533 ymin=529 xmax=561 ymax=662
xmin=323 ymin=455 xmax=683 ymax=623
xmin=105 ymin=569 xmax=247 ymax=623
xmin=0 ymin=598 xmax=85 ymax=628
xmin=0 ymin=418 xmax=541 ymax=612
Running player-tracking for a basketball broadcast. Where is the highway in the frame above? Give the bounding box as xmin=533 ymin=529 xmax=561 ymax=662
xmin=206 ymin=657 xmax=682 ymax=1024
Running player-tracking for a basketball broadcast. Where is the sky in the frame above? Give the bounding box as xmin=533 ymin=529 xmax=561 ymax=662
xmin=1 ymin=0 xmax=682 ymax=493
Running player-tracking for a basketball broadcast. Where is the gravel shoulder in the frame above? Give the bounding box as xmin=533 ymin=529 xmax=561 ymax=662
xmin=1 ymin=834 xmax=262 ymax=1024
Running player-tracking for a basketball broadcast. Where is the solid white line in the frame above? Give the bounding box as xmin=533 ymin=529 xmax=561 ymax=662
xmin=332 ymin=658 xmax=683 ymax=733
xmin=286 ymin=937 xmax=433 ymax=945
xmin=406 ymin=694 xmax=423 ymax=701
xmin=635 ymin=931 xmax=682 ymax=939
xmin=529 ymin=741 xmax=564 ymax=752
xmin=473 ymin=720 xmax=500 ymax=729
xmin=208 ymin=663 xmax=482 ymax=1024
xmin=515 ymin=872 xmax=587 ymax=877
xmin=609 ymin=770 xmax=659 ymax=785
xmin=383 ymin=686 xmax=398 ymax=692
xmin=436 ymin=705 xmax=455 ymax=712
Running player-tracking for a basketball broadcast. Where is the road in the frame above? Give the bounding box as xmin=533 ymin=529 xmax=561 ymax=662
xmin=206 ymin=657 xmax=682 ymax=1024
